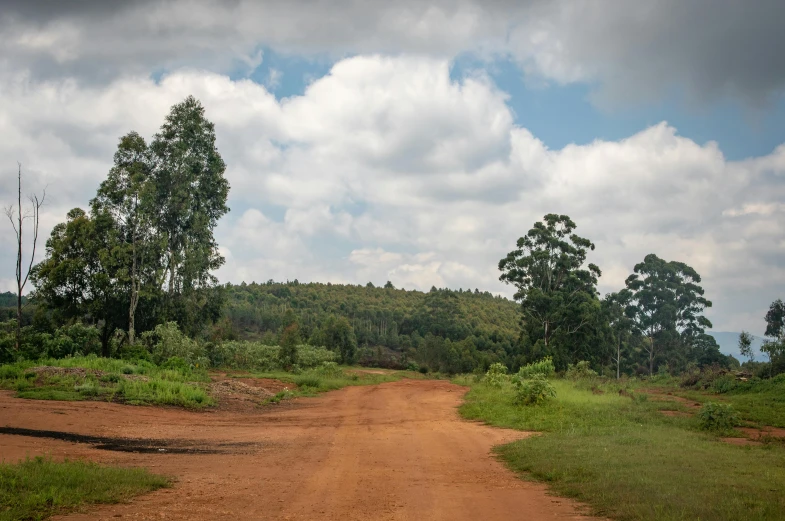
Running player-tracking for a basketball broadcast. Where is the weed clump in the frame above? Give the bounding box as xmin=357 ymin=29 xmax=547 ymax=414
xmin=565 ymin=360 xmax=597 ymax=380
xmin=484 ymin=363 xmax=508 ymax=387
xmin=513 ymin=374 xmax=556 ymax=405
xmin=698 ymin=402 xmax=739 ymax=432
xmin=517 ymin=357 xmax=555 ymax=379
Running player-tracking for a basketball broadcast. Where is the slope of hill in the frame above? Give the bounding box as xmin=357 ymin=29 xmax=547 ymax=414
xmin=708 ymin=331 xmax=765 ymax=361
xmin=222 ymin=281 xmax=522 ymax=368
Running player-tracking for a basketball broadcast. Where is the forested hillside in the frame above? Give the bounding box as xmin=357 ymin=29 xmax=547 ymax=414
xmin=222 ymin=281 xmax=523 ymax=371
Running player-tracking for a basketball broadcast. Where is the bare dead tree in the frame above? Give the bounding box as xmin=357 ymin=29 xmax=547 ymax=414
xmin=4 ymin=163 xmax=46 ymax=351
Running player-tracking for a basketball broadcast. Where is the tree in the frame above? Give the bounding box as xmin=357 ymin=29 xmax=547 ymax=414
xmin=603 ymin=290 xmax=634 ymax=379
xmin=32 ymin=209 xmax=125 ymax=355
xmin=625 ymin=254 xmax=712 ymax=376
xmin=498 ymin=214 xmax=601 ymax=366
xmin=149 ymin=96 xmax=230 ymax=295
xmin=765 ymin=299 xmax=785 ymax=342
xmin=4 ymin=164 xmax=45 ymax=351
xmin=738 ymin=330 xmax=755 ymax=363
xmin=91 ymin=132 xmax=155 ymax=344
xmin=322 ymin=315 xmax=357 ymax=364
xmin=762 ymin=300 xmax=785 ymax=376
xmin=691 ymin=333 xmax=728 ymax=368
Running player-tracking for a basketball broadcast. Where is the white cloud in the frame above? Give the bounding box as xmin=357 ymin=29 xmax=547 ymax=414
xmin=1 ymin=56 xmax=784 ymax=334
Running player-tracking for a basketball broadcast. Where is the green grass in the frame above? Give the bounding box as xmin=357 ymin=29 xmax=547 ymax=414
xmin=0 ymin=456 xmax=169 ymax=521
xmin=673 ymin=376 xmax=785 ymax=429
xmin=456 ymin=376 xmax=785 ymax=520
xmin=0 ymin=356 xmax=213 ymax=409
xmin=237 ymin=366 xmax=415 ymax=403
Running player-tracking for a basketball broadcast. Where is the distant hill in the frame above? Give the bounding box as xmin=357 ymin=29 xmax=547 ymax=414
xmin=223 ymin=281 xmax=522 ymax=368
xmin=708 ymin=331 xmax=766 ymax=361
xmin=0 ymin=292 xmax=23 ymax=307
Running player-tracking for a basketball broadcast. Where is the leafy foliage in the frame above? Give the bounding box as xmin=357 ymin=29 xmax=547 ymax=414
xmin=141 ymin=322 xmax=207 ymax=366
xmin=565 ymin=360 xmax=598 ymax=380
xmin=513 ymin=373 xmax=556 ymax=405
xmin=698 ymin=402 xmax=739 ymax=432
xmin=516 ymin=356 xmax=555 ymax=379
xmin=484 ymin=362 xmax=508 ymax=387
xmin=499 ymin=214 xmax=602 ymax=370
xmin=625 ymin=253 xmax=712 ymax=375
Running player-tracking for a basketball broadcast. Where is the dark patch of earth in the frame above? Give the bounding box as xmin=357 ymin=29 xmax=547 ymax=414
xmin=0 ymin=426 xmax=258 ymax=454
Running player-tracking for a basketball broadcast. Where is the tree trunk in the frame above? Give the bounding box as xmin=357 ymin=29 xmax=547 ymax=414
xmin=617 ymin=336 xmax=621 ymax=379
xmin=648 ymin=337 xmax=655 ymax=376
xmin=15 ymin=165 xmax=22 ymax=351
xmin=128 ymin=226 xmax=138 ymax=344
xmin=101 ymin=320 xmax=111 ymax=357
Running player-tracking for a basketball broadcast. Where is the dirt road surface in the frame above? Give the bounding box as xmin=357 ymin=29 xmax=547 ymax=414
xmin=1 ymin=379 xmax=600 ymax=520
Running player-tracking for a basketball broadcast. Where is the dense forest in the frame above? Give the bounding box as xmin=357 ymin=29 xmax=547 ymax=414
xmin=221 ymin=281 xmax=521 ymax=371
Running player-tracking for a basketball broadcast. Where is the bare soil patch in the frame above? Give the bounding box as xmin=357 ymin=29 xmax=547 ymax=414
xmin=1 ymin=381 xmax=602 ymax=521
xmin=721 ymin=437 xmax=762 ymax=447
xmin=0 ymin=426 xmax=256 ymax=454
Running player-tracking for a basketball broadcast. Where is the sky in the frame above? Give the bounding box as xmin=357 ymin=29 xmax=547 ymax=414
xmin=1 ymin=1 xmax=785 ymax=336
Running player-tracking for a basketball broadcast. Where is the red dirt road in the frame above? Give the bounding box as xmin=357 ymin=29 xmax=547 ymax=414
xmin=1 ymin=380 xmax=599 ymax=520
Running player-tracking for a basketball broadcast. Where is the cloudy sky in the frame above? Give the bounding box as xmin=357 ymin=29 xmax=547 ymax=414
xmin=1 ymin=1 xmax=784 ymax=335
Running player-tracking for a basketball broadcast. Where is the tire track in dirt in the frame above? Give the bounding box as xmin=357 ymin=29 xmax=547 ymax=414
xmin=0 ymin=380 xmax=601 ymax=520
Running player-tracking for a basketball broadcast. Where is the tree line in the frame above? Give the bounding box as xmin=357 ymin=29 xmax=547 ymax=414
xmin=2 ymin=97 xmax=782 ymax=378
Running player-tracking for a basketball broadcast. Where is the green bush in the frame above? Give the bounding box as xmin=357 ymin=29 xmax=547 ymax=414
xmin=698 ymin=402 xmax=739 ymax=432
xmin=314 ymin=361 xmax=342 ymax=377
xmin=484 ymin=362 xmax=508 ymax=387
xmin=517 ymin=357 xmax=555 ymax=379
xmin=513 ymin=374 xmax=556 ymax=405
xmin=142 ymin=322 xmax=207 ymax=366
xmin=566 ymin=360 xmax=598 ymax=380
xmin=44 ymin=322 xmax=102 ymax=358
xmin=710 ymin=374 xmax=738 ymax=394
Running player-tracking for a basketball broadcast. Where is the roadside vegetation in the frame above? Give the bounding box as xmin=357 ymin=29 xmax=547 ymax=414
xmin=0 ymin=456 xmax=169 ymax=521
xmin=457 ymin=360 xmax=785 ymax=521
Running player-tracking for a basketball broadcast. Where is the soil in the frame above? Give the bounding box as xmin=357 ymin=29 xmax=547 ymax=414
xmin=0 ymin=379 xmax=603 ymax=521
xmin=720 ymin=437 xmax=762 ymax=447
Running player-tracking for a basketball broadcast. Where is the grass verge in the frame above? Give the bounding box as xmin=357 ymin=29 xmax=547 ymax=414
xmin=250 ymin=366 xmax=406 ymax=403
xmin=456 ymin=376 xmax=785 ymax=521
xmin=0 ymin=456 xmax=169 ymax=521
xmin=0 ymin=356 xmax=213 ymax=409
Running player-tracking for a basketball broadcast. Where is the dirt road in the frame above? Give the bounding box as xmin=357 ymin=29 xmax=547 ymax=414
xmin=1 ymin=379 xmax=599 ymax=520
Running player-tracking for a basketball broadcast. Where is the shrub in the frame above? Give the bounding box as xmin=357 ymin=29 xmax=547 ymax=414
xmin=314 ymin=361 xmax=342 ymax=377
xmin=710 ymin=374 xmax=738 ymax=394
xmin=698 ymin=402 xmax=739 ymax=432
xmin=142 ymin=322 xmax=207 ymax=366
xmin=99 ymin=374 xmax=121 ymax=384
xmin=517 ymin=357 xmax=555 ymax=379
xmin=566 ymin=360 xmax=598 ymax=380
xmin=513 ymin=374 xmax=556 ymax=405
xmin=44 ymin=322 xmax=102 ymax=358
xmin=419 ymin=365 xmax=429 ymax=374
xmin=484 ymin=363 xmax=508 ymax=387
xmin=406 ymin=361 xmax=420 ymax=372
xmin=161 ymin=356 xmax=190 ymax=372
